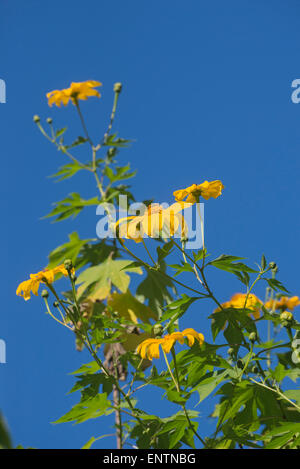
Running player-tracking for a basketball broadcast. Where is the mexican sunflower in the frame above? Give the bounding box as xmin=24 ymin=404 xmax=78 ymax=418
xmin=265 ymin=295 xmax=300 ymax=312
xmin=16 ymin=264 xmax=74 ymax=301
xmin=47 ymin=80 xmax=102 ymax=107
xmin=115 ymin=202 xmax=190 ymax=243
xmin=173 ymin=180 xmax=224 ymax=203
xmin=216 ymin=293 xmax=262 ymax=320
xmin=136 ymin=328 xmax=204 ymax=360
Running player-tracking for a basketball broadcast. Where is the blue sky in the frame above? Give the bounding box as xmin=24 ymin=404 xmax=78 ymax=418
xmin=1 ymin=0 xmax=300 ymax=449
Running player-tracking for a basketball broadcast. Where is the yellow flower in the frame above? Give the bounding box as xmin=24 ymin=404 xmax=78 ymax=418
xmin=16 ymin=264 xmax=74 ymax=301
xmin=136 ymin=328 xmax=204 ymax=360
xmin=47 ymin=80 xmax=102 ymax=107
xmin=265 ymin=296 xmax=300 ymax=312
xmin=217 ymin=293 xmax=262 ymax=320
xmin=115 ymin=202 xmax=189 ymax=243
xmin=173 ymin=180 xmax=224 ymax=203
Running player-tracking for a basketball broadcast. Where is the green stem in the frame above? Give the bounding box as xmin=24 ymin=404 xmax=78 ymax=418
xmin=75 ymin=100 xmax=94 ymax=147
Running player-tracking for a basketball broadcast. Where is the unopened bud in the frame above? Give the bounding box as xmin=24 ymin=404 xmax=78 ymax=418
xmin=237 ymin=359 xmax=244 ymax=369
xmin=41 ymin=289 xmax=49 ymax=298
xmin=227 ymin=347 xmax=235 ymax=357
xmin=114 ymin=82 xmax=122 ymax=93
xmin=33 ymin=115 xmax=40 ymax=123
xmin=251 ymin=365 xmax=259 ymax=374
xmin=53 ymin=301 xmax=59 ymax=307
xmin=153 ymin=324 xmax=164 ymax=337
xmin=280 ymin=311 xmax=293 ymax=322
xmin=249 ymin=332 xmax=257 ymax=343
xmin=64 ymin=259 xmax=73 ymax=271
xmin=46 ymin=117 xmax=53 ymax=124
xmin=269 ymin=262 xmax=278 ymax=273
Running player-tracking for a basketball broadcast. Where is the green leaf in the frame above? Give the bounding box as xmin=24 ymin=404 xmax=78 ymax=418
xmin=103 ymin=133 xmax=131 ymax=147
xmin=195 ymin=370 xmax=229 ymax=404
xmin=65 ymin=135 xmax=88 ymax=149
xmin=76 ymin=258 xmax=142 ymax=300
xmin=43 ymin=192 xmax=100 ymax=222
xmin=104 ymin=164 xmax=136 ymax=184
xmin=160 ymin=294 xmax=200 ymax=328
xmin=54 ymin=393 xmax=113 ymax=424
xmin=55 ymin=127 xmax=67 ymax=138
xmin=82 ymin=434 xmax=113 ymax=449
xmin=208 ymin=255 xmax=258 ymax=274
xmin=264 ymin=278 xmax=289 ymax=293
xmin=107 ymin=289 xmax=157 ymax=324
xmin=136 ymin=263 xmax=176 ymax=314
xmin=50 ymin=161 xmax=85 ymax=182
xmin=156 ymin=240 xmax=174 ymax=264
xmin=170 ymin=262 xmax=195 ymax=277
xmin=0 ymin=412 xmax=12 ymax=449
xmin=261 ymin=254 xmax=267 ymax=270
xmin=48 ymin=232 xmax=91 ymax=270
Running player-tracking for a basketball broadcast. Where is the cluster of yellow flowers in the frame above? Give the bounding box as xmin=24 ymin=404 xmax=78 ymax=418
xmin=265 ymin=296 xmax=300 ymax=313
xmin=115 ymin=181 xmax=224 ymax=243
xmin=47 ymin=80 xmax=102 ymax=107
xmin=137 ymin=328 xmax=204 ymax=360
xmin=217 ymin=292 xmax=262 ymax=320
xmin=16 ymin=264 xmax=73 ymax=301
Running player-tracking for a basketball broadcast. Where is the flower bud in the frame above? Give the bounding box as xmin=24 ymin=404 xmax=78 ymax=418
xmin=33 ymin=115 xmax=40 ymax=123
xmin=249 ymin=332 xmax=257 ymax=343
xmin=153 ymin=323 xmax=164 ymax=337
xmin=46 ymin=117 xmax=53 ymax=124
xmin=280 ymin=311 xmax=293 ymax=322
xmin=53 ymin=301 xmax=59 ymax=308
xmin=237 ymin=359 xmax=244 ymax=369
xmin=64 ymin=259 xmax=73 ymax=271
xmin=269 ymin=261 xmax=277 ymax=270
xmin=227 ymin=347 xmax=235 ymax=357
xmin=114 ymin=82 xmax=122 ymax=93
xmin=71 ymin=273 xmax=77 ymax=282
xmin=41 ymin=289 xmax=49 ymax=298
xmin=251 ymin=365 xmax=259 ymax=374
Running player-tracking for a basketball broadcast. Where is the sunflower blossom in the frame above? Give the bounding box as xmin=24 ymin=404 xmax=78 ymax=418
xmin=115 ymin=202 xmax=190 ymax=243
xmin=216 ymin=292 xmax=262 ymax=320
xmin=47 ymin=80 xmax=102 ymax=107
xmin=16 ymin=264 xmax=74 ymax=301
xmin=265 ymin=295 xmax=300 ymax=312
xmin=136 ymin=328 xmax=204 ymax=360
xmin=173 ymin=180 xmax=224 ymax=203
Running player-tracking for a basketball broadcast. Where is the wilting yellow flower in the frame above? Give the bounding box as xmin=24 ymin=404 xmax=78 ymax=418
xmin=16 ymin=264 xmax=74 ymax=301
xmin=47 ymin=80 xmax=102 ymax=107
xmin=217 ymin=293 xmax=262 ymax=320
xmin=136 ymin=328 xmax=204 ymax=360
xmin=265 ymin=296 xmax=300 ymax=312
xmin=115 ymin=202 xmax=189 ymax=243
xmin=173 ymin=180 xmax=224 ymax=203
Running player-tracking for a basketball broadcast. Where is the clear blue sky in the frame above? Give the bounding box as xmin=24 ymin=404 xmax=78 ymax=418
xmin=1 ymin=0 xmax=300 ymax=449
